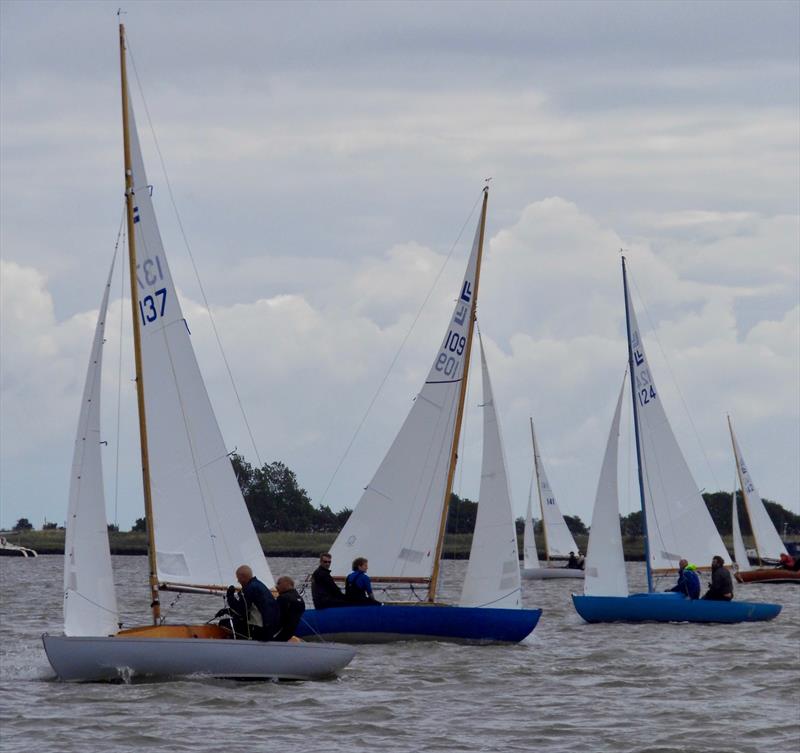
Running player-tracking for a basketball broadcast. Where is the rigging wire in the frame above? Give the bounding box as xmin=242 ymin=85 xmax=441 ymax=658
xmin=125 ymin=39 xmax=264 ymax=469
xmin=316 ymin=189 xmax=485 ymax=508
xmin=628 ymin=273 xmax=722 ymax=493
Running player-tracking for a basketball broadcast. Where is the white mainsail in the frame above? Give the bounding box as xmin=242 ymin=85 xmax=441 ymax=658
xmin=64 ymin=255 xmax=119 ymax=637
xmin=624 ymin=262 xmax=730 ymax=573
xmin=731 ymin=486 xmax=752 ymax=572
xmin=127 ymin=98 xmax=273 ymax=590
xmin=522 ymin=475 xmax=539 ymax=570
xmin=584 ymin=375 xmax=629 ymax=597
xmin=728 ymin=417 xmax=787 ymax=563
xmin=460 ymin=335 xmax=521 ymax=609
xmin=531 ymin=420 xmax=580 ymax=559
xmin=329 ymin=212 xmax=483 ymax=580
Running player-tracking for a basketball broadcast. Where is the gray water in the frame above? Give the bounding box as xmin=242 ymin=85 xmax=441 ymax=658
xmin=1 ymin=556 xmax=798 ymax=753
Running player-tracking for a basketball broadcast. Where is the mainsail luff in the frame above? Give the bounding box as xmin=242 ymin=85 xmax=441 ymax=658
xmin=64 ymin=255 xmax=120 ymax=637
xmin=530 ymin=418 xmax=550 ymax=563
xmin=119 ymin=23 xmax=160 ymax=623
xmin=728 ymin=416 xmax=787 ymax=564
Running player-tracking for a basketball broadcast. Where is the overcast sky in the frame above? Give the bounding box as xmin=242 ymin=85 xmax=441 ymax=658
xmin=1 ymin=0 xmax=798 ymax=532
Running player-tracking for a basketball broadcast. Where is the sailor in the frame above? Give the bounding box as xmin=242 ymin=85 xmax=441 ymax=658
xmin=566 ymin=551 xmax=580 ymax=569
xmin=701 ymin=556 xmax=734 ymax=601
xmin=345 ymin=557 xmax=380 ymax=606
xmin=224 ymin=564 xmax=280 ymax=640
xmin=667 ymin=559 xmax=701 ymax=599
xmin=273 ymin=576 xmax=306 ymax=641
xmin=311 ymin=552 xmax=348 ymax=609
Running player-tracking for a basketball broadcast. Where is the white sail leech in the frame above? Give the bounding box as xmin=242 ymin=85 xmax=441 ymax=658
xmin=64 ymin=255 xmax=120 ymax=637
xmin=329 ymin=214 xmax=483 ymax=581
xmin=126 ymin=98 xmax=273 ymax=590
xmin=729 ymin=419 xmax=787 ymax=563
xmin=460 ymin=335 xmax=521 ymax=609
xmin=522 ymin=472 xmax=539 ymax=570
xmin=624 ymin=275 xmax=730 ymax=573
xmin=531 ymin=421 xmax=580 ymax=560
xmin=584 ymin=375 xmax=629 ymax=597
xmin=731 ymin=483 xmax=752 ymax=572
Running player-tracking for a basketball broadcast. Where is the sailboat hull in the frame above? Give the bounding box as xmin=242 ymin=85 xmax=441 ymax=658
xmin=521 ymin=567 xmax=584 ymax=580
xmin=735 ymin=568 xmax=800 ymax=584
xmin=572 ymin=592 xmax=781 ymax=624
xmin=42 ymin=634 xmax=355 ymax=682
xmin=295 ymin=604 xmax=541 ymax=644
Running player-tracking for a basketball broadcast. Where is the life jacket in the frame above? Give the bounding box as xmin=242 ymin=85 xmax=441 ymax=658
xmin=345 ymin=571 xmax=369 ymax=601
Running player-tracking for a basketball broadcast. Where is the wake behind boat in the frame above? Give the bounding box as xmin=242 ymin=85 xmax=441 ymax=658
xmin=297 ymin=190 xmax=541 ymax=644
xmin=43 ymin=23 xmax=354 ymax=682
xmin=572 ymin=258 xmax=781 ymax=625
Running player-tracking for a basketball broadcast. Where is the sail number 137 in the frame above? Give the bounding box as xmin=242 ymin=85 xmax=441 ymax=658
xmin=139 ymin=288 xmax=167 ymax=326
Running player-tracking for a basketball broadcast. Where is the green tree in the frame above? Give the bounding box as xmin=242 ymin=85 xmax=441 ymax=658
xmin=564 ymin=515 xmax=587 ymax=535
xmin=131 ymin=518 xmax=147 ymax=532
xmin=42 ymin=521 xmax=58 ymax=530
xmin=446 ymin=493 xmax=477 ymax=534
xmin=13 ymin=518 xmax=32 ymax=531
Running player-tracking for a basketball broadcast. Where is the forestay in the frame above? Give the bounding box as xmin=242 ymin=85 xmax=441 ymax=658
xmin=584 ymin=376 xmax=629 ymax=597
xmin=64 ymin=256 xmax=120 ymax=637
xmin=624 ymin=268 xmax=729 ymax=573
xmin=731 ymin=486 xmax=751 ymax=572
xmin=522 ymin=475 xmax=539 ymax=570
xmin=460 ymin=336 xmax=521 ymax=609
xmin=729 ymin=419 xmax=787 ymax=563
xmin=531 ymin=421 xmax=580 ymax=559
xmin=127 ymin=99 xmax=272 ymax=590
xmin=330 ymin=214 xmax=482 ymax=580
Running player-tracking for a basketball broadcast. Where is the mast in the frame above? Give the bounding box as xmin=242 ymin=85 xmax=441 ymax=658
xmin=621 ymin=256 xmax=653 ymax=592
xmin=728 ymin=415 xmax=761 ymax=565
xmin=119 ymin=23 xmax=161 ymax=624
xmin=427 ymin=186 xmax=489 ymax=602
xmin=530 ymin=418 xmax=550 ymax=564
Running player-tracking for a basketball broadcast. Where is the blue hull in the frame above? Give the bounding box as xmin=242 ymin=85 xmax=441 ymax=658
xmin=572 ymin=592 xmax=782 ymax=624
xmin=296 ymin=604 xmax=542 ymax=644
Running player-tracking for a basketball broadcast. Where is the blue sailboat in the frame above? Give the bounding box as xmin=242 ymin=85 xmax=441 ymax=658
xmin=572 ymin=257 xmax=781 ymax=624
xmin=297 ymin=188 xmax=541 ymax=644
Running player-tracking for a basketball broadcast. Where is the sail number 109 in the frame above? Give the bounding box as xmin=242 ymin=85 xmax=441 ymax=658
xmin=435 ymin=329 xmax=466 ymax=377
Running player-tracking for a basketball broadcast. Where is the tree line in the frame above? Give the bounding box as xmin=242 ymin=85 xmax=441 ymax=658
xmin=12 ymin=455 xmax=800 ymax=537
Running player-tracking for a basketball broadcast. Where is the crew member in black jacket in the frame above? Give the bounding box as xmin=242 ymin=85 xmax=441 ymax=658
xmin=224 ymin=564 xmax=280 ymax=640
xmin=273 ymin=576 xmax=306 ymax=640
xmin=311 ymin=552 xmax=348 ymax=609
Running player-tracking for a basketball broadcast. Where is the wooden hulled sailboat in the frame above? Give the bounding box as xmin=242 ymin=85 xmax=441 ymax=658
xmin=521 ymin=419 xmax=585 ymax=580
xmin=571 ymin=257 xmax=781 ymax=624
xmin=42 ymin=24 xmax=355 ymax=681
xmin=296 ymin=188 xmax=541 ymax=643
xmin=728 ymin=418 xmax=798 ymax=584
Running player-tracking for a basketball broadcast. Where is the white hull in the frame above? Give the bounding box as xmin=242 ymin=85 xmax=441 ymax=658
xmin=521 ymin=567 xmax=585 ymax=580
xmin=42 ymin=634 xmax=355 ymax=682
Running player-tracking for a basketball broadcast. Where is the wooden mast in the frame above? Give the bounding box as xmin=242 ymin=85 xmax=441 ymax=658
xmin=530 ymin=417 xmax=550 ymax=565
xmin=427 ymin=186 xmax=490 ymax=603
xmin=728 ymin=415 xmax=761 ymax=565
xmin=119 ymin=23 xmax=161 ymax=624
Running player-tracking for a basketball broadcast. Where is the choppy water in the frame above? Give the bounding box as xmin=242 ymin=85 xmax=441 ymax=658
xmin=1 ymin=556 xmax=797 ymax=753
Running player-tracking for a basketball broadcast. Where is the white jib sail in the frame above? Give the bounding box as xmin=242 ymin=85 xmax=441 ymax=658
xmin=731 ymin=485 xmax=751 ymax=572
xmin=460 ymin=335 xmax=521 ymax=608
xmin=531 ymin=421 xmax=580 ymax=559
xmin=522 ymin=472 xmax=540 ymax=570
xmin=64 ymin=255 xmax=119 ymax=636
xmin=127 ymin=96 xmax=272 ymax=590
xmin=584 ymin=375 xmax=629 ymax=597
xmin=729 ymin=419 xmax=787 ymax=563
xmin=624 ymin=274 xmax=730 ymax=572
xmin=329 ymin=213 xmax=483 ymax=580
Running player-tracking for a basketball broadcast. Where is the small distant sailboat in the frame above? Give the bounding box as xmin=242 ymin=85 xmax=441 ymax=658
xmin=42 ymin=23 xmax=355 ymax=681
xmin=296 ymin=188 xmax=541 ymax=643
xmin=728 ymin=417 xmax=798 ymax=584
xmin=0 ymin=536 xmax=37 ymax=558
xmin=521 ymin=419 xmax=585 ymax=580
xmin=572 ymin=257 xmax=781 ymax=624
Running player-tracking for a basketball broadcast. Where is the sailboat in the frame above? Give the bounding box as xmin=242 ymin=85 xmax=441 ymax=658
xmin=571 ymin=257 xmax=781 ymax=623
xmin=728 ymin=417 xmax=798 ymax=584
xmin=296 ymin=188 xmax=541 ymax=643
xmin=42 ymin=23 xmax=355 ymax=681
xmin=521 ymin=419 xmax=585 ymax=580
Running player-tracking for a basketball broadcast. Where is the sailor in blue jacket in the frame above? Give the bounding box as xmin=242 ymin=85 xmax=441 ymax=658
xmin=345 ymin=557 xmax=380 ymax=606
xmin=225 ymin=564 xmax=280 ymax=639
xmin=668 ymin=559 xmax=701 ymax=600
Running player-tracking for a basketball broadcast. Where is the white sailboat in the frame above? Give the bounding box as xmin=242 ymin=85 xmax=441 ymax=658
xmin=572 ymin=256 xmax=781 ymax=623
xmin=42 ymin=23 xmax=355 ymax=681
xmin=521 ymin=419 xmax=585 ymax=580
xmin=297 ymin=188 xmax=540 ymax=643
xmin=728 ymin=417 xmax=797 ymax=584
